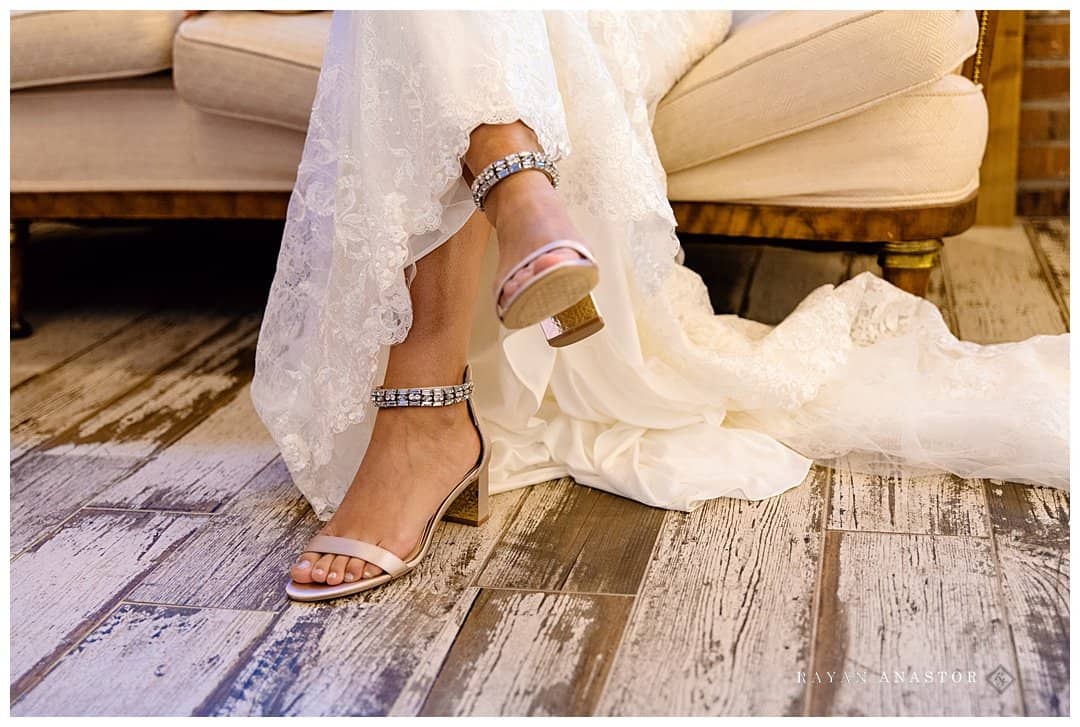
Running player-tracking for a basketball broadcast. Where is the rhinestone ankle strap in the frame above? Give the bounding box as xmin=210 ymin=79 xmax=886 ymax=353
xmin=370 ymin=380 xmax=474 ymax=408
xmin=470 ymin=150 xmax=559 ymax=211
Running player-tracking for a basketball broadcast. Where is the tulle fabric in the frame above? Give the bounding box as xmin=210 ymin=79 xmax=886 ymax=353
xmin=251 ymin=10 xmax=1069 ymax=520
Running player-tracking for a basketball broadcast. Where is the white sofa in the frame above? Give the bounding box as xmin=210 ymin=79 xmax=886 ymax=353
xmin=9 ymin=10 xmax=990 ymax=335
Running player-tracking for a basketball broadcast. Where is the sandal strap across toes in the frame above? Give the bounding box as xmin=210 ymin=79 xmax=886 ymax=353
xmin=305 ymin=534 xmax=409 ymax=577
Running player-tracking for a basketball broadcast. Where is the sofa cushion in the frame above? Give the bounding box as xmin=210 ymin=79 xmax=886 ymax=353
xmin=173 ymin=10 xmax=331 ymax=132
xmin=11 ymin=10 xmax=184 ymax=90
xmin=11 ymin=74 xmax=305 ymax=193
xmin=653 ymin=10 xmax=979 ymax=174
xmin=666 ymin=74 xmax=987 ymax=208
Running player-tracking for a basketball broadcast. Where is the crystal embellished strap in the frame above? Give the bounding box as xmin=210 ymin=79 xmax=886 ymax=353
xmin=470 ymin=150 xmax=559 ymax=211
xmin=370 ymin=380 xmax=474 ymax=408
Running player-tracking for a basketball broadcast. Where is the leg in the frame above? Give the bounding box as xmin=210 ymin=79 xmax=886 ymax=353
xmin=11 ymin=221 xmax=31 ymax=339
xmin=463 ymin=121 xmax=588 ymax=311
xmin=290 ymin=120 xmax=592 ymax=587
xmin=878 ymin=238 xmax=942 ymax=298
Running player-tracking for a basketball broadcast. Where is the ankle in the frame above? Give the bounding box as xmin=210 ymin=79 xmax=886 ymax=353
xmin=482 ymin=171 xmax=557 ymax=228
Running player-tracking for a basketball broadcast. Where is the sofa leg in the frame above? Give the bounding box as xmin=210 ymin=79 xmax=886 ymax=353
xmin=11 ymin=221 xmax=32 ymax=339
xmin=878 ymin=238 xmax=941 ymax=298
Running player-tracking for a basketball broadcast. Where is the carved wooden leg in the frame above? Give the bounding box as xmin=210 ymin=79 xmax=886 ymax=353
xmin=11 ymin=221 xmax=32 ymax=339
xmin=877 ymin=238 xmax=942 ymax=298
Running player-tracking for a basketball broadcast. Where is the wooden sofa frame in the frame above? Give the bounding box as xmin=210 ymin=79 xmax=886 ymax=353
xmin=10 ymin=11 xmax=998 ymax=338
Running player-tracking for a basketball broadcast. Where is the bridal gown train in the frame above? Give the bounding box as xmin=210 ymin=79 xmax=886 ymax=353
xmin=250 ymin=10 xmax=1069 ymax=521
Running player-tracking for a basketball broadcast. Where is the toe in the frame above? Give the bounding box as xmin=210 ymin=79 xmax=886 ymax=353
xmin=533 ymin=248 xmax=581 ymax=275
xmin=290 ymin=551 xmax=321 ymax=583
xmin=501 ymin=265 xmax=534 ymax=301
xmin=326 ymin=555 xmax=349 ymax=585
xmin=344 ymin=558 xmax=367 ymax=583
xmin=362 ymin=562 xmax=384 ymax=579
xmin=311 ymin=553 xmax=335 ymax=583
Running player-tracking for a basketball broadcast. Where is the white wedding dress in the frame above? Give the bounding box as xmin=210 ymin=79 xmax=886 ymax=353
xmin=251 ymin=10 xmax=1069 ymax=521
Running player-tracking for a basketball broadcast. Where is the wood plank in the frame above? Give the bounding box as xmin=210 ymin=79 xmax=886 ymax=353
xmin=10 ymin=307 xmax=144 ymax=388
xmin=827 ymin=454 xmax=988 ymax=537
xmin=421 ymin=590 xmax=633 ymax=716
xmin=975 ymin=11 xmax=1025 ymax=226
xmin=10 ymin=509 xmax=206 ymax=699
xmin=985 ymin=481 xmax=1070 ymax=716
xmin=12 ymin=190 xmax=291 ymax=220
xmin=126 ymin=457 xmax=321 ymax=612
xmin=476 ymin=479 xmax=665 ymax=594
xmin=87 ymin=384 xmax=277 ymax=512
xmin=808 ymin=531 xmax=1022 ymax=716
xmin=196 ymin=489 xmax=527 ymax=716
xmin=674 ymin=197 xmax=976 ymax=242
xmin=10 ymin=317 xmax=260 ymax=554
xmin=1024 ymin=218 xmax=1069 ymax=327
xmin=12 ymin=603 xmax=275 ymax=716
xmin=10 ymin=310 xmax=240 ymax=458
xmin=741 ymin=245 xmax=852 ymax=325
xmin=597 ymin=466 xmax=826 ymax=716
xmin=941 ymin=225 xmax=1066 ymax=343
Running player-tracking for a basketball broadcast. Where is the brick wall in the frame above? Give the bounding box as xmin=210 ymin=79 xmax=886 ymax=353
xmin=1018 ymin=10 xmax=1069 ymax=216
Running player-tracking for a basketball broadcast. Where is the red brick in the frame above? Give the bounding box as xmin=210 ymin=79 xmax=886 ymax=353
xmin=1018 ymin=146 xmax=1070 ymax=179
xmin=1024 ymin=20 xmax=1069 ymax=60
xmin=1016 ymin=187 xmax=1069 ymax=217
xmin=1022 ymin=65 xmax=1070 ymax=100
xmin=1020 ymin=106 xmax=1070 ymax=141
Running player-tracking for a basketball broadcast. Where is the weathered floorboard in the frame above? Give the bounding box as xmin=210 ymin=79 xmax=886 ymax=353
xmin=126 ymin=457 xmax=320 ymax=612
xmin=10 ymin=311 xmax=237 ymax=458
xmin=10 ymin=510 xmax=206 ymax=699
xmin=827 ymin=454 xmax=988 ymax=536
xmin=597 ymin=466 xmax=826 ymax=716
xmin=476 ymin=479 xmax=666 ymax=595
xmin=1024 ymin=218 xmax=1070 ymax=327
xmin=88 ymin=385 xmax=277 ymax=512
xmin=10 ymin=307 xmax=144 ymax=389
xmin=941 ymin=225 xmax=1067 ymax=343
xmin=985 ymin=481 xmax=1070 ymax=716
xmin=12 ymin=603 xmax=275 ymax=716
xmin=189 ymin=489 xmax=526 ymax=716
xmin=10 ymin=318 xmax=259 ymax=554
xmin=808 ymin=530 xmax=1022 ymax=716
xmin=421 ymin=589 xmax=634 ymax=716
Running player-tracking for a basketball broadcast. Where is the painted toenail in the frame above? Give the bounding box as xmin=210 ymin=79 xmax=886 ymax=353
xmin=296 ymin=560 xmax=311 ymax=569
xmin=329 ymin=572 xmax=337 ymax=580
xmin=344 ymin=573 xmax=355 ymax=582
xmin=313 ymin=569 xmax=324 ymax=576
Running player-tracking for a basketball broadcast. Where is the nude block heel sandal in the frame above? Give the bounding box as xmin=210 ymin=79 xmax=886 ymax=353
xmin=471 ymin=151 xmax=605 ymax=348
xmin=285 ymin=365 xmax=490 ymax=602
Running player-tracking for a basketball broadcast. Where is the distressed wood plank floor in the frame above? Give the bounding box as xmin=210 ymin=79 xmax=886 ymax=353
xmin=9 ymin=220 xmax=1069 ymax=716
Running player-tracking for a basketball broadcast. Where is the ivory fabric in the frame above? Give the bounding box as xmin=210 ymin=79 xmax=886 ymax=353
xmin=173 ymin=10 xmax=331 ymax=131
xmin=10 ymin=74 xmax=303 ymax=192
xmin=10 ymin=10 xmax=183 ymax=90
xmin=250 ymin=10 xmax=1068 ymax=522
xmin=653 ymin=10 xmax=978 ymax=172
xmin=667 ymin=73 xmax=987 ymax=206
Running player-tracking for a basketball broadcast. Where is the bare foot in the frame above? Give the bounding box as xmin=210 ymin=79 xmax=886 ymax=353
xmin=484 ymin=170 xmax=591 ymax=309
xmin=289 ymin=401 xmax=481 ymax=585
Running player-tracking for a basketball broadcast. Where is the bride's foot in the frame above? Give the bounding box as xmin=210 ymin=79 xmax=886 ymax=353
xmin=289 ymin=401 xmax=481 ymax=585
xmin=483 ymin=168 xmax=592 ymax=312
